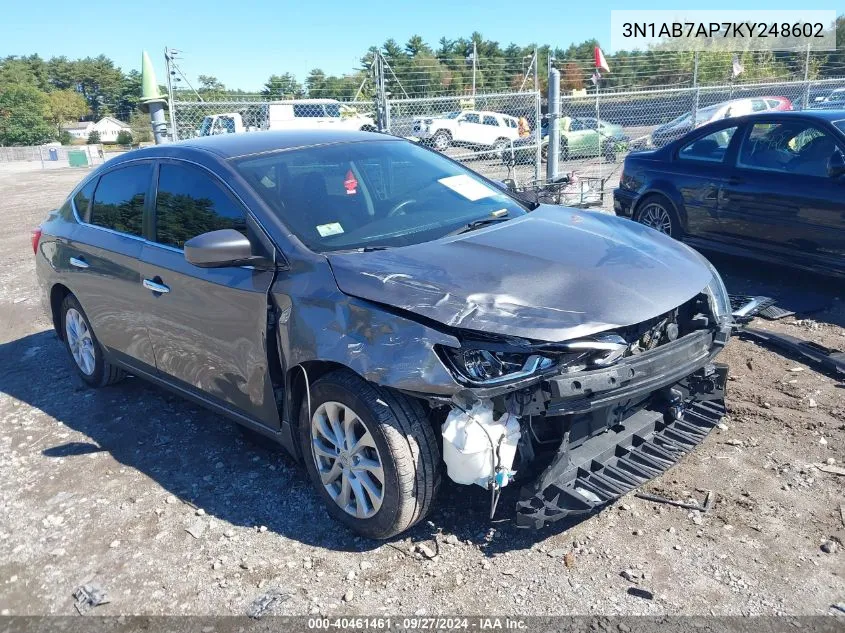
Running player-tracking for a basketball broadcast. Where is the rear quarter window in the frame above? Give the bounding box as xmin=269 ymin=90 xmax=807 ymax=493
xmin=72 ymin=179 xmax=97 ymax=221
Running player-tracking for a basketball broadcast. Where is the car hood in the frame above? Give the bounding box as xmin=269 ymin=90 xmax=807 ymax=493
xmin=326 ymin=207 xmax=713 ymax=342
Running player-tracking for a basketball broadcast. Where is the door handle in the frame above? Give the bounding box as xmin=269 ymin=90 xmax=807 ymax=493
xmin=69 ymin=257 xmax=89 ymax=269
xmin=142 ymin=278 xmax=170 ymax=294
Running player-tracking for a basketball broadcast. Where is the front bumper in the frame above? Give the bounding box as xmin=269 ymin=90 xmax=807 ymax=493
xmin=613 ymin=188 xmax=637 ymax=217
xmin=513 ymin=328 xmax=729 ymax=529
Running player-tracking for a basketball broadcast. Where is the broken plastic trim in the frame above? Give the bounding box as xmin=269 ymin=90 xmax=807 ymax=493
xmin=516 ymin=364 xmax=728 ymax=528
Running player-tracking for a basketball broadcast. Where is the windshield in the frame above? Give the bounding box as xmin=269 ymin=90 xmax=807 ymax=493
xmin=444 ymin=111 xmax=461 ymax=119
xmin=235 ymin=140 xmax=527 ymax=252
xmin=324 ymin=104 xmax=341 ymax=117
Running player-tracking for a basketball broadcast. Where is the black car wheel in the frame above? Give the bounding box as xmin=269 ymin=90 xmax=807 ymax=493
xmin=603 ymin=140 xmax=616 ymax=162
xmin=60 ymin=293 xmax=125 ymax=387
xmin=635 ymin=195 xmax=680 ymax=238
xmin=298 ymin=368 xmax=441 ymax=539
xmin=431 ymin=131 xmax=451 ymax=151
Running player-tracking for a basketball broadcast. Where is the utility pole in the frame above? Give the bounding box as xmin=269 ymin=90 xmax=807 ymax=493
xmin=471 ymin=41 xmax=477 ymax=97
xmin=164 ymin=47 xmax=176 ymax=141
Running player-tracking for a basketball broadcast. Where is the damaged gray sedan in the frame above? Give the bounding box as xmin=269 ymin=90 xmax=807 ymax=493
xmin=34 ymin=130 xmax=732 ymax=538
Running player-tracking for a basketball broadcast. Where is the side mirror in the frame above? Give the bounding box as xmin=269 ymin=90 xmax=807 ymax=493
xmin=828 ymin=151 xmax=845 ymax=179
xmin=184 ymin=229 xmax=268 ymax=268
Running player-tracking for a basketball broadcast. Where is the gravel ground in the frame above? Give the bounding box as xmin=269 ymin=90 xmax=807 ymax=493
xmin=0 ymin=167 xmax=842 ymax=617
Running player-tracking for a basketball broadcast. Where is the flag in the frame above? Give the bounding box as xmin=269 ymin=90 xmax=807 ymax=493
xmin=732 ymin=54 xmax=744 ymax=78
xmin=595 ymin=47 xmax=610 ymax=73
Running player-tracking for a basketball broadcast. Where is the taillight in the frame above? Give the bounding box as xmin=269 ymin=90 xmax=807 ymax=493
xmin=31 ymin=227 xmax=42 ymax=255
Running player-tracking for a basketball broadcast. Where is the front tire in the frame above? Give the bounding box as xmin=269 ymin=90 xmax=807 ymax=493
xmin=431 ymin=130 xmax=451 ymax=151
xmin=60 ymin=294 xmax=125 ymax=387
xmin=299 ymin=369 xmax=441 ymax=539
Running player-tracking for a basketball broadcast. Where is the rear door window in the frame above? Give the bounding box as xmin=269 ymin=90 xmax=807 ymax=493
xmin=89 ymin=163 xmax=152 ymax=236
xmin=463 ymin=113 xmax=480 ymax=124
xmin=678 ymin=127 xmax=737 ymax=163
xmin=482 ymin=115 xmax=499 ymax=126
xmin=153 ymin=163 xmax=248 ymax=249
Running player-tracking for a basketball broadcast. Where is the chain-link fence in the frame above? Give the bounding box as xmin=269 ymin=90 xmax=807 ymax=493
xmin=0 ymin=144 xmax=106 ymax=170
xmin=169 ymin=71 xmax=845 ymax=211
xmin=385 ymin=91 xmax=543 ymax=185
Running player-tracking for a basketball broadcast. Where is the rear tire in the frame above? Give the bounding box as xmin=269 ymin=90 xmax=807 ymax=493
xmin=634 ymin=194 xmax=681 ymax=239
xmin=490 ymin=138 xmax=509 ymax=159
xmin=603 ymin=140 xmax=617 ymax=162
xmin=60 ymin=294 xmax=125 ymax=387
xmin=298 ymin=369 xmax=441 ymax=539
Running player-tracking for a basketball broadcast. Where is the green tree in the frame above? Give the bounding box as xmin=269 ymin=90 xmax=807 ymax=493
xmin=0 ymin=85 xmax=55 ymax=145
xmin=75 ymin=55 xmax=124 ymax=117
xmin=262 ymin=73 xmax=303 ymax=99
xmin=47 ymin=89 xmax=88 ymax=133
xmin=58 ymin=130 xmax=73 ymax=145
xmin=116 ymin=130 xmax=133 ymax=145
xmin=129 ymin=110 xmax=153 ymax=143
xmin=87 ymin=130 xmax=101 ymax=144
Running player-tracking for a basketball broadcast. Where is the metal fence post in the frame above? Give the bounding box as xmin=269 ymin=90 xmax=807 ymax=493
xmin=374 ymin=52 xmax=389 ymax=133
xmin=534 ymin=91 xmax=542 ymax=183
xmin=802 ymin=43 xmax=811 ymax=110
xmin=547 ymin=69 xmax=560 ymax=182
xmin=691 ymin=51 xmax=699 ymax=125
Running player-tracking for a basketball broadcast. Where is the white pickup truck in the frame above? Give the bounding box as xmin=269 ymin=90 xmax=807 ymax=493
xmin=198 ymin=99 xmax=377 ymax=137
xmin=412 ymin=110 xmax=520 ymax=154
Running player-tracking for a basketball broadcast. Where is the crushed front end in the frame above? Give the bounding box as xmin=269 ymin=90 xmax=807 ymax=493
xmin=435 ymin=278 xmax=732 ymax=529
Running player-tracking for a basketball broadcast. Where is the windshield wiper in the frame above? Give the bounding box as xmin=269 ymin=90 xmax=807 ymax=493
xmin=445 ymin=215 xmax=511 ymax=237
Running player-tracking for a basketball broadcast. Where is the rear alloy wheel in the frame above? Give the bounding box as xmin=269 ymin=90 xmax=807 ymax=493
xmin=635 ymin=195 xmax=679 ymax=238
xmin=60 ymin=294 xmax=125 ymax=387
xmin=299 ymin=369 xmax=440 ymax=539
xmin=432 ymin=131 xmax=451 ymax=151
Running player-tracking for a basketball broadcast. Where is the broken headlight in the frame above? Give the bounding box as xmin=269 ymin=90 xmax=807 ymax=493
xmin=702 ymin=263 xmax=731 ymax=325
xmin=440 ymin=347 xmax=556 ymax=385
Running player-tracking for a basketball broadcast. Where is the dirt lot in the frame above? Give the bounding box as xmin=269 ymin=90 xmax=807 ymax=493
xmin=0 ymin=167 xmax=842 ymax=617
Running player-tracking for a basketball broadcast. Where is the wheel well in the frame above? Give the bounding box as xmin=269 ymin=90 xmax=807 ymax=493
xmin=49 ymin=283 xmax=71 ymax=340
xmin=360 ymin=124 xmax=376 ymax=132
xmin=286 ymin=360 xmax=350 ymax=461
xmin=434 ymin=129 xmax=451 ymax=139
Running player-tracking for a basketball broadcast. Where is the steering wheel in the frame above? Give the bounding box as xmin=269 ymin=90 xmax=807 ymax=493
xmin=387 ymin=199 xmax=417 ymax=217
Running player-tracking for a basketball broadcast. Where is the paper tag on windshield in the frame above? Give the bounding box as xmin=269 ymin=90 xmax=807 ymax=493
xmin=316 ymin=222 xmax=344 ymax=237
xmin=438 ymin=175 xmax=497 ymax=201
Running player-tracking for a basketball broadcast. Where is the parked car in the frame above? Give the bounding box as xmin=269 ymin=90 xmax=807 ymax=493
xmin=809 ymin=87 xmax=845 ymax=110
xmin=197 ymin=99 xmax=376 ymax=137
xmin=504 ymin=116 xmax=629 ymax=164
xmin=412 ymin=110 xmax=520 ymax=154
xmin=614 ymin=110 xmax=845 ymax=276
xmin=35 ymin=129 xmax=733 ymax=538
xmin=650 ymin=97 xmax=793 ymax=147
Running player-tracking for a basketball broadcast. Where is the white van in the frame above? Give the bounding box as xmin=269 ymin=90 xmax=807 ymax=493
xmin=198 ymin=99 xmax=377 ymax=137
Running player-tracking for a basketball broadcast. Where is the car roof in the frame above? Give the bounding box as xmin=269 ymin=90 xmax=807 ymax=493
xmin=131 ymin=129 xmax=400 ymax=160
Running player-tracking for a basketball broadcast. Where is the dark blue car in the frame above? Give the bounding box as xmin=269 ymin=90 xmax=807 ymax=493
xmin=614 ymin=110 xmax=845 ymax=276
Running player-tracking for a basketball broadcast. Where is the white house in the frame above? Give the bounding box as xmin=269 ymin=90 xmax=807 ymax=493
xmin=62 ymin=121 xmax=93 ymax=140
xmin=92 ymin=116 xmax=131 ymax=142
xmin=62 ymin=117 xmax=131 ymax=142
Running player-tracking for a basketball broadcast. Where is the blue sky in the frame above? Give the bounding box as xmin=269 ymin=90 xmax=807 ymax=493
xmin=3 ymin=0 xmax=842 ymax=91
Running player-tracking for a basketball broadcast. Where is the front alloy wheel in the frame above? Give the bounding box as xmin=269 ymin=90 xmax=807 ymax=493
xmin=299 ymin=369 xmax=440 ymax=539
xmin=310 ymin=401 xmax=385 ymax=519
